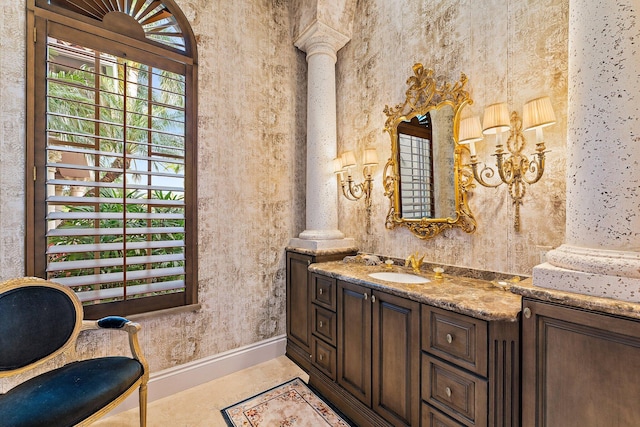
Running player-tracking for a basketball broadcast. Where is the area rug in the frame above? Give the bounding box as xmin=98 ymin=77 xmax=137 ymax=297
xmin=221 ymin=377 xmax=352 ymax=426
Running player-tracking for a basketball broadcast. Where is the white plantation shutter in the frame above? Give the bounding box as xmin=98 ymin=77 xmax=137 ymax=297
xmin=45 ymin=36 xmax=187 ymax=305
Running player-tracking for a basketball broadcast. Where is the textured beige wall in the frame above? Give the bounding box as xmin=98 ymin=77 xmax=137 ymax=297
xmin=0 ymin=0 xmax=306 ymax=377
xmin=336 ymin=0 xmax=568 ymax=276
xmin=0 ymin=2 xmax=27 ymax=280
xmin=0 ymin=0 xmax=569 ymax=379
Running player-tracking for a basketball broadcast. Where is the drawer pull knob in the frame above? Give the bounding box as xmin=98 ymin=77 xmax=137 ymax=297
xmin=319 ymin=288 xmax=323 ymax=295
xmin=319 ymin=354 xmax=324 ymax=361
xmin=319 ymin=321 xmax=324 ymax=328
xmin=364 ymin=293 xmax=368 ymax=300
xmin=446 ymin=333 xmax=453 ymax=344
xmin=371 ymin=295 xmax=376 ymax=303
xmin=445 ymin=387 xmax=452 ymax=398
xmin=523 ymin=307 xmax=532 ymax=319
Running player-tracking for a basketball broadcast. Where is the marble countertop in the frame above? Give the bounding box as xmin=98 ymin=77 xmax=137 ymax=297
xmin=308 ymin=261 xmax=522 ymax=322
xmin=511 ymin=278 xmax=640 ymax=320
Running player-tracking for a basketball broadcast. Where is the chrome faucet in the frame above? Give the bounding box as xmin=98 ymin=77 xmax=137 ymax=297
xmin=405 ymin=252 xmax=425 ymax=274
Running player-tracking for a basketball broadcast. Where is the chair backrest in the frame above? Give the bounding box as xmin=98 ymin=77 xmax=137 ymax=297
xmin=0 ymin=277 xmax=83 ymax=375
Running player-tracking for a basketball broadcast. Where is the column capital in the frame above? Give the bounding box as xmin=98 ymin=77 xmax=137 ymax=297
xmin=294 ymin=20 xmax=350 ymax=62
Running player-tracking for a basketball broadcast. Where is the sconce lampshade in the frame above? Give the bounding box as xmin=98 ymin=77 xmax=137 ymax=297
xmin=523 ymin=96 xmax=556 ymax=131
xmin=482 ymin=102 xmax=511 ymax=135
xmin=363 ymin=148 xmax=379 ymax=166
xmin=333 ymin=157 xmax=344 ymax=174
xmin=341 ymin=151 xmax=357 ymax=168
xmin=458 ymin=116 xmax=484 ymax=144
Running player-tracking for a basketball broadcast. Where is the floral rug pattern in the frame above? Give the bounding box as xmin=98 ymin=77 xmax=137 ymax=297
xmin=222 ymin=378 xmax=351 ymax=426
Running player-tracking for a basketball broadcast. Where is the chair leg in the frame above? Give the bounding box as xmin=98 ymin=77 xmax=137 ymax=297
xmin=139 ymin=382 xmax=148 ymax=427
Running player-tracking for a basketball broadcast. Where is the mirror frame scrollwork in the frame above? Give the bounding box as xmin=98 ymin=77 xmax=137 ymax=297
xmin=383 ymin=63 xmax=476 ymax=239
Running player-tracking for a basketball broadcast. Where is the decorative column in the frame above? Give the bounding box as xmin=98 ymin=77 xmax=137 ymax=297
xmin=533 ymin=0 xmax=640 ymax=301
xmin=289 ymin=21 xmax=356 ymax=250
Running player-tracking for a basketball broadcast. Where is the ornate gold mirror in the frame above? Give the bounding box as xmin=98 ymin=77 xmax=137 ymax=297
xmin=383 ymin=64 xmax=476 ymax=239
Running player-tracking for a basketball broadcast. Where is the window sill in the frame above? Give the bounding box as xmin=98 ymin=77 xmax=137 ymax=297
xmin=128 ymin=303 xmax=202 ymax=322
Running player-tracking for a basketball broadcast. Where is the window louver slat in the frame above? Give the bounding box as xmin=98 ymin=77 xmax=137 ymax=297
xmin=47 ymin=226 xmax=185 ymax=237
xmin=48 ymin=152 xmax=185 ymax=168
xmin=47 ymin=196 xmax=185 ymax=206
xmin=47 ymin=180 xmax=184 ymax=193
xmin=47 ymin=253 xmax=185 ymax=272
xmin=47 ymin=240 xmax=185 ymax=254
xmin=47 ymin=211 xmax=184 ymax=220
xmin=71 ymin=280 xmax=185 ymax=302
xmin=53 ymin=267 xmax=185 ymax=288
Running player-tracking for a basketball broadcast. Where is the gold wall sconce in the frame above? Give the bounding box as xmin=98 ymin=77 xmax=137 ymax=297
xmin=458 ymin=96 xmax=555 ymax=231
xmin=334 ymin=148 xmax=379 ymax=211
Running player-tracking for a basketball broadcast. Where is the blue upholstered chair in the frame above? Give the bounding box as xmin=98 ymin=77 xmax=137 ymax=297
xmin=0 ymin=277 xmax=148 ymax=426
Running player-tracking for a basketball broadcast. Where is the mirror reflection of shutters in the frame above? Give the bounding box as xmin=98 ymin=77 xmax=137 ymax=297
xmin=397 ymin=114 xmax=435 ymax=219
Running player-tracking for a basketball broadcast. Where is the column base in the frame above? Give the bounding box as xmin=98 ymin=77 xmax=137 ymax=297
xmin=546 ymin=244 xmax=640 ymax=279
xmin=297 ymin=229 xmax=345 ymax=241
xmin=289 ymin=236 xmax=357 ymax=251
xmin=533 ymin=262 xmax=640 ymax=303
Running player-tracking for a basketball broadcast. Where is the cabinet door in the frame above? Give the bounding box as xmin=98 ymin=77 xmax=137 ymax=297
xmin=286 ymin=252 xmax=312 ymax=353
xmin=337 ymin=280 xmax=372 ymax=407
xmin=522 ymin=299 xmax=640 ymax=427
xmin=373 ymin=290 xmax=421 ymax=427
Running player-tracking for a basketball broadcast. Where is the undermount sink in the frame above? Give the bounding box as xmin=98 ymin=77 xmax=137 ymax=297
xmin=368 ymin=272 xmax=431 ymax=284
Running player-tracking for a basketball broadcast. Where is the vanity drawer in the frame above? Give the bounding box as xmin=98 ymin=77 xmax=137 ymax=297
xmin=312 ymin=335 xmax=336 ymax=381
xmin=310 ymin=273 xmax=336 ymax=311
xmin=422 ymin=402 xmax=466 ymax=427
xmin=422 ymin=354 xmax=487 ymax=427
xmin=422 ymin=305 xmax=488 ymax=376
xmin=312 ymin=305 xmax=337 ymax=346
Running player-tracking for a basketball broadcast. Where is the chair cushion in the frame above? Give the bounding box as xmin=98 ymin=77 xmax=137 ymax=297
xmin=0 ymin=356 xmax=143 ymax=427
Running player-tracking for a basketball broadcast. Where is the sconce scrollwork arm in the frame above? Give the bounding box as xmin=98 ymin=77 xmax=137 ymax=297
xmin=465 ymin=109 xmax=552 ymax=232
xmin=521 ymin=150 xmax=546 ymax=185
xmin=335 ymin=149 xmax=379 ymax=219
xmin=340 ymin=170 xmax=374 ymax=209
xmin=469 ymin=159 xmax=503 ymax=188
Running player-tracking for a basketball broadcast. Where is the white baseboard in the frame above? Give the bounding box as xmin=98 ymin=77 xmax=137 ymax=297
xmin=107 ymin=334 xmax=287 ymax=416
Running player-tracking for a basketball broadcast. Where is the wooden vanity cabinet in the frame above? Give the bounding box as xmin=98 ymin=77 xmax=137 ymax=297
xmin=521 ymin=298 xmax=640 ymax=427
xmin=288 ymin=262 xmax=521 ymax=427
xmin=336 ymin=280 xmax=421 ymax=427
xmin=285 ymin=250 xmax=352 ymax=371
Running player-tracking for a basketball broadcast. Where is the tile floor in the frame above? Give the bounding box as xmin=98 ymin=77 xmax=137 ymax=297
xmin=92 ymin=355 xmax=308 ymax=427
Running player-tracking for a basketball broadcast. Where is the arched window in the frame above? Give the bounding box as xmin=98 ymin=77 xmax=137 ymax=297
xmin=27 ymin=0 xmax=198 ymax=318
